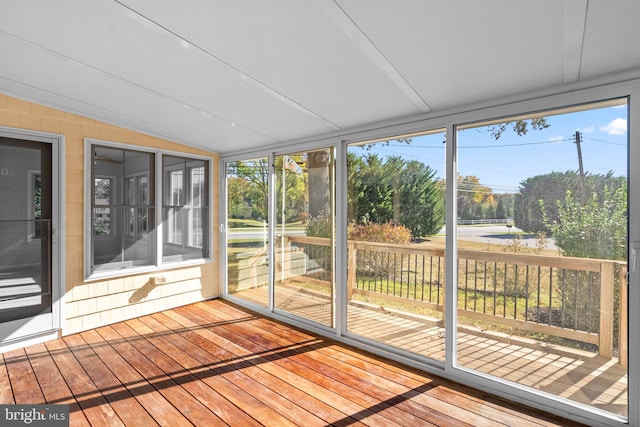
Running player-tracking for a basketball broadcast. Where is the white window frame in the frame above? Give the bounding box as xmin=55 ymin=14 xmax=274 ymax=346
xmin=123 ymin=171 xmax=150 ymax=239
xmin=162 ymin=157 xmax=208 ymax=260
xmin=188 ymin=165 xmax=206 ymax=248
xmin=84 ymin=139 xmax=213 ymax=280
xmin=163 ymin=163 xmax=184 ymax=246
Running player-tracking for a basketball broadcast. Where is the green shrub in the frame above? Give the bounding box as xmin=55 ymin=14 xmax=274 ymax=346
xmin=348 ymin=222 xmax=412 ymax=244
xmin=348 ymin=222 xmax=412 ymax=278
xmin=543 ymin=186 xmax=626 ymax=260
xmin=305 ymin=214 xmax=332 ymax=238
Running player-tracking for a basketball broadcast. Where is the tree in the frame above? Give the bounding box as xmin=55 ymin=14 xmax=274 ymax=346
xmin=347 ymin=152 xmax=365 ymax=224
xmin=397 ymin=160 xmax=445 ymax=238
xmin=515 ymin=171 xmax=626 ymax=233
xmin=227 ymin=159 xmax=269 ymax=220
xmin=307 ymin=150 xmax=332 ymax=219
xmin=348 ymin=153 xmax=393 ymax=225
xmin=495 ymin=199 xmax=506 ymax=219
xmin=347 ymin=153 xmax=444 ymax=239
xmin=227 ymin=176 xmax=252 ymax=218
xmin=384 ymin=155 xmax=406 ymax=224
xmin=459 ymin=203 xmax=472 ymax=221
xmin=541 ymin=184 xmax=627 ymax=336
xmin=457 ymin=175 xmax=493 ymax=220
xmin=488 ymin=117 xmax=549 ymax=140
xmin=486 ymin=204 xmax=496 ymax=220
xmin=543 ymin=186 xmax=627 ymax=260
xmin=277 ymin=155 xmax=307 ymax=223
xmin=228 ymin=157 xmax=307 ymax=223
xmin=515 ymin=172 xmax=573 ymax=233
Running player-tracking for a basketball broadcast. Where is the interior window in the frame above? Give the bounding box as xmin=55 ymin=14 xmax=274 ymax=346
xmin=89 ymin=145 xmax=211 ymax=276
xmin=162 ymin=155 xmax=209 ymax=262
xmin=91 ymin=146 xmax=155 ymax=272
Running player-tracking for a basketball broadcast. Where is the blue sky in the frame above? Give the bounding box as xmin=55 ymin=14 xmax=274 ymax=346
xmin=355 ymin=102 xmax=628 ymax=193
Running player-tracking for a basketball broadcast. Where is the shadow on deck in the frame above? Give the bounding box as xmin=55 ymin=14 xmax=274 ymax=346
xmin=235 ymin=284 xmax=627 ymax=417
xmin=0 ymin=298 xmax=589 ymax=426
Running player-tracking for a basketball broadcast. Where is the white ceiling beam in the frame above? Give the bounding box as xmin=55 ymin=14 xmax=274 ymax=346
xmin=563 ymin=0 xmax=588 ymax=83
xmin=316 ymin=0 xmax=431 ymax=113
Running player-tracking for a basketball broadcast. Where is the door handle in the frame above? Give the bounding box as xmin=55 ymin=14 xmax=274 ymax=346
xmin=631 ymin=241 xmax=640 ymax=272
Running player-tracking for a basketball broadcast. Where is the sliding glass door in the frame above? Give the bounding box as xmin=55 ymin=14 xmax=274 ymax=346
xmin=224 ymin=150 xmax=336 ymax=327
xmin=454 ymin=99 xmax=629 ymax=417
xmin=223 ymin=90 xmax=635 ymax=425
xmin=274 ymin=149 xmax=335 ymax=327
xmin=345 ymin=131 xmax=446 ymax=362
xmin=225 ymin=158 xmax=270 ymax=308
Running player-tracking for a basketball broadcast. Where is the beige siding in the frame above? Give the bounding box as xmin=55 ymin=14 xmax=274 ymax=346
xmin=0 ymin=94 xmax=220 ymax=335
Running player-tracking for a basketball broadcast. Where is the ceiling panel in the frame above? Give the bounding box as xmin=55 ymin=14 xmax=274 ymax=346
xmin=337 ymin=0 xmax=565 ymax=110
xmin=0 ymin=1 xmax=639 ymax=154
xmin=118 ymin=0 xmax=430 ymax=127
xmin=580 ymin=1 xmax=640 ymax=78
xmin=0 ymin=31 xmax=269 ymax=151
xmin=0 ymin=0 xmax=339 ymax=147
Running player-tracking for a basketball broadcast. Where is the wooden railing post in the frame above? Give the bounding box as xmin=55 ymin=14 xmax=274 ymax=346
xmin=279 ymin=234 xmax=289 ymax=284
xmin=599 ymin=262 xmax=615 ymax=359
xmin=288 ymin=235 xmax=624 ymax=357
xmin=347 ymin=241 xmax=356 ymax=301
xmin=619 ymin=265 xmax=628 ymax=367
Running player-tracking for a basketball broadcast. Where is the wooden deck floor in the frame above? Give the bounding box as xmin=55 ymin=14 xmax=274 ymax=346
xmin=235 ymin=284 xmax=628 ymax=417
xmin=0 ymin=299 xmax=587 ymax=426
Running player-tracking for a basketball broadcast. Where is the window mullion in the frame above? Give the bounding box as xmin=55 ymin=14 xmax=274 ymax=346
xmin=155 ymin=151 xmax=163 ymax=268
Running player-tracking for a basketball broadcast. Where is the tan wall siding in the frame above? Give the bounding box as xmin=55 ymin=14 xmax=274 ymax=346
xmin=0 ymin=94 xmax=220 ymax=335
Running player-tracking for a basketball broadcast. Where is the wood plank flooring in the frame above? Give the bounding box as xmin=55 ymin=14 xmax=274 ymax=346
xmin=0 ymin=299 xmax=586 ymax=426
xmin=235 ymin=284 xmax=627 ymax=416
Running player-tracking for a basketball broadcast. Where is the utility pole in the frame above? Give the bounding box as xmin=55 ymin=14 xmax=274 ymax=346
xmin=574 ymin=131 xmax=587 ymax=204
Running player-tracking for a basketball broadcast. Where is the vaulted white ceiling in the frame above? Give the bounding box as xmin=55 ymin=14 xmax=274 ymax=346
xmin=1 ymin=0 xmax=639 ymax=154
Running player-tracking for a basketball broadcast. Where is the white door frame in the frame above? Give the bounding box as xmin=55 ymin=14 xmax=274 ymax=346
xmin=0 ymin=126 xmax=65 ymax=352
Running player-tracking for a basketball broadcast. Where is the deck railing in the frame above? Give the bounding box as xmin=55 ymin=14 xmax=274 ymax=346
xmin=281 ymin=235 xmax=627 ymax=365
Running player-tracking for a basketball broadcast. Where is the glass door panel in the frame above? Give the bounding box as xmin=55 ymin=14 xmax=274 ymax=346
xmin=455 ymin=100 xmax=628 ymax=417
xmin=226 ymin=158 xmax=270 ymax=308
xmin=346 ymin=130 xmax=446 ymax=361
xmin=0 ymin=137 xmax=52 ymax=325
xmin=274 ymin=149 xmax=335 ymax=327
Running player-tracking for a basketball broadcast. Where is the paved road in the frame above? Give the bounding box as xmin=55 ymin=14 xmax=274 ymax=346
xmin=229 ymin=224 xmax=558 ymax=250
xmin=445 ymin=225 xmax=557 ymax=250
xmin=227 ymin=229 xmax=304 ymax=240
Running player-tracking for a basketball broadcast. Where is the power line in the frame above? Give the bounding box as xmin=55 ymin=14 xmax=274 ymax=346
xmin=384 ymin=142 xmax=444 ymax=149
xmin=359 ymin=146 xmax=445 ymax=166
xmin=584 ymin=137 xmax=625 ymax=146
xmin=458 ymin=138 xmax=572 ymax=149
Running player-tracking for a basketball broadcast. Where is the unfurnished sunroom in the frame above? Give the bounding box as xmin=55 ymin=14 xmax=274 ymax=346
xmin=1 ymin=2 xmax=640 ymax=426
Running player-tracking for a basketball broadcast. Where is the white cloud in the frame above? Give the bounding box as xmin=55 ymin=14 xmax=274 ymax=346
xmin=578 ymin=126 xmax=594 ymax=134
xmin=548 ymin=136 xmax=565 ymax=142
xmin=600 ymin=118 xmax=627 ymax=135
